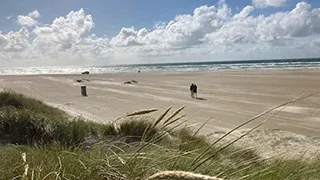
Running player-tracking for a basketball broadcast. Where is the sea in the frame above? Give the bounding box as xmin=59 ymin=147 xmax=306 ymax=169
xmin=1 ymin=58 xmax=320 ymax=75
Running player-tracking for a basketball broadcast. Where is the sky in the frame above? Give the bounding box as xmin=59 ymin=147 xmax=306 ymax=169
xmin=0 ymin=0 xmax=320 ymax=67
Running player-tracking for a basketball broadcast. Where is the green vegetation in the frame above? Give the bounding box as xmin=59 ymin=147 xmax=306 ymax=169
xmin=0 ymin=91 xmax=320 ymax=179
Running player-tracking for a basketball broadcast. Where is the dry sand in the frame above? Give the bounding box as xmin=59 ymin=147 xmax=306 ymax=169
xmin=1 ymin=69 xmax=320 ymax=158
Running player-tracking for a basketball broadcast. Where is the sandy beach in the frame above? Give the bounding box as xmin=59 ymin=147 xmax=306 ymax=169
xmin=1 ymin=69 xmax=320 ymax=157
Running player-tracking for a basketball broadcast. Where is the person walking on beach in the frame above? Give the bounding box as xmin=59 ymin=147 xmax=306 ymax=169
xmin=193 ymin=84 xmax=198 ymax=98
xmin=190 ymin=83 xmax=195 ymax=98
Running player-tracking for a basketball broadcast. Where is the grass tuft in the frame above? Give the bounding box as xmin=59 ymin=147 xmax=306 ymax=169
xmin=117 ymin=117 xmax=159 ymax=143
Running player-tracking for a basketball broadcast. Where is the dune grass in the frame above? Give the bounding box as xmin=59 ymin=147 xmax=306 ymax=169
xmin=0 ymin=91 xmax=320 ymax=179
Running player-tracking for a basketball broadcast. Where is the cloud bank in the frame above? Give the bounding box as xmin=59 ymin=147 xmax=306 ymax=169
xmin=1 ymin=1 xmax=320 ymax=67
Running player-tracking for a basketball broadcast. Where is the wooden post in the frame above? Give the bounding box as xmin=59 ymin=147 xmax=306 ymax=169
xmin=81 ymin=86 xmax=87 ymax=96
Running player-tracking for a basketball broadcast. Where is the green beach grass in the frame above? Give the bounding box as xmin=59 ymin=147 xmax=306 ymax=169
xmin=0 ymin=91 xmax=320 ymax=179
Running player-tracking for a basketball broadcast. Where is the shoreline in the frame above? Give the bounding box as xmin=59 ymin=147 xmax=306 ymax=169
xmin=2 ymin=59 xmax=320 ymax=76
xmin=1 ymin=67 xmax=320 ymax=76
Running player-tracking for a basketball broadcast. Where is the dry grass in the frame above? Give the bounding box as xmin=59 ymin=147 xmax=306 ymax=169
xmin=0 ymin=91 xmax=320 ymax=179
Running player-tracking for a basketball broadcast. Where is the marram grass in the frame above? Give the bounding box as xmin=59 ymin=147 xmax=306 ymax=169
xmin=0 ymin=91 xmax=320 ymax=180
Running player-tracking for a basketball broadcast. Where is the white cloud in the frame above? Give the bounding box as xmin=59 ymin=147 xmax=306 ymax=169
xmin=31 ymin=8 xmax=95 ymax=61
xmin=110 ymin=27 xmax=143 ymax=47
xmin=1 ymin=1 xmax=320 ymax=67
xmin=6 ymin=15 xmax=12 ymax=20
xmin=0 ymin=34 xmax=9 ymax=46
xmin=110 ymin=3 xmax=232 ymax=50
xmin=234 ymin=6 xmax=255 ymax=19
xmin=17 ymin=15 xmax=37 ymax=27
xmin=28 ymin=10 xmax=40 ymax=19
xmin=253 ymin=0 xmax=288 ymax=8
xmin=17 ymin=10 xmax=40 ymax=27
xmin=0 ymin=27 xmax=29 ymax=52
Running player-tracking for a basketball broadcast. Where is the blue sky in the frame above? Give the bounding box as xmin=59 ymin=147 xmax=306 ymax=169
xmin=1 ymin=0 xmax=317 ymax=37
xmin=0 ymin=0 xmax=320 ymax=67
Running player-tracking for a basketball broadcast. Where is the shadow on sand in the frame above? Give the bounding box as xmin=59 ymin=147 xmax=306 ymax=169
xmin=195 ymin=97 xmax=207 ymax=101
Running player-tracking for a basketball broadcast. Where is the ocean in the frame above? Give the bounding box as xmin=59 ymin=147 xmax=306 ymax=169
xmin=1 ymin=58 xmax=320 ymax=75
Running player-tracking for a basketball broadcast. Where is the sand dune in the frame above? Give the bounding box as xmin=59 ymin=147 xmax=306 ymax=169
xmin=1 ymin=69 xmax=320 ymax=157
